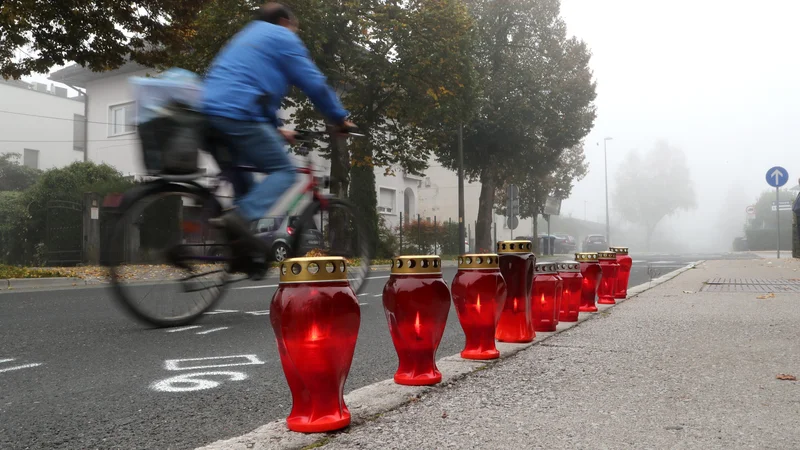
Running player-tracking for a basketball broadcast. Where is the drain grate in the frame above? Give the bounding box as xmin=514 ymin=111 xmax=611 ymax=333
xmin=701 ymin=278 xmax=800 ymax=292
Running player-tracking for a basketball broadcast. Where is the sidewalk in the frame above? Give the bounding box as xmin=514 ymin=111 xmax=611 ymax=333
xmin=316 ymin=258 xmax=800 ymax=449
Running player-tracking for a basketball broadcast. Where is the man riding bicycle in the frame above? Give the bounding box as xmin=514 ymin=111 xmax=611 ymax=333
xmin=203 ymin=2 xmax=355 ymax=265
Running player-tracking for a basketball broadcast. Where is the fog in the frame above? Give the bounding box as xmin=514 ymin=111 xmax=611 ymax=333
xmin=559 ymin=0 xmax=800 ymax=253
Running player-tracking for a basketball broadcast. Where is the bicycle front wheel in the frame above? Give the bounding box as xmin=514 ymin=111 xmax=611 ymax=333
xmin=291 ymin=198 xmax=372 ymax=293
xmin=106 ymin=182 xmax=232 ymax=327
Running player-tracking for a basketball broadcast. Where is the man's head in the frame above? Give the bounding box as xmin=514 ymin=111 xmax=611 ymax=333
xmin=255 ymin=3 xmax=298 ymax=33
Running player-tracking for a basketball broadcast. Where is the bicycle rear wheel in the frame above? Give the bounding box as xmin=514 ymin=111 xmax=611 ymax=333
xmin=291 ymin=198 xmax=372 ymax=293
xmin=106 ymin=182 xmax=232 ymax=327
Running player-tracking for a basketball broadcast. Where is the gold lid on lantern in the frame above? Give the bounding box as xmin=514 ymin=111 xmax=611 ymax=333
xmin=558 ymin=262 xmax=581 ymax=273
xmin=535 ymin=262 xmax=557 ymax=274
xmin=575 ymin=252 xmax=599 ymax=262
xmin=391 ymin=255 xmax=442 ymax=275
xmin=458 ymin=254 xmax=500 ymax=270
xmin=496 ymin=240 xmax=533 ymax=254
xmin=597 ymin=251 xmax=617 ymax=260
xmin=280 ymin=257 xmax=348 ymax=283
xmin=609 ymin=246 xmax=629 ymax=255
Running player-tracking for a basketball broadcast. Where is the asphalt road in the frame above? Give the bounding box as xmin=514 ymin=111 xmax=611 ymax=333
xmin=0 ymin=253 xmax=735 ymax=449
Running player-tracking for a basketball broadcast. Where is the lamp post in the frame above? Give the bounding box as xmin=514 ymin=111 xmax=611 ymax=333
xmin=603 ymin=137 xmax=613 ymax=244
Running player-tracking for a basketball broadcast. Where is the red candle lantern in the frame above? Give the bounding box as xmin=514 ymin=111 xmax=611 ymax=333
xmin=270 ymin=257 xmax=360 ymax=433
xmin=557 ymin=262 xmax=583 ymax=322
xmin=576 ymin=252 xmax=602 ymax=313
xmin=495 ymin=240 xmax=536 ymax=343
xmin=531 ymin=263 xmax=561 ymax=332
xmin=451 ymin=254 xmax=507 ymax=360
xmin=597 ymin=251 xmax=619 ymax=305
xmin=610 ymin=246 xmax=632 ymax=299
xmin=383 ymin=255 xmax=451 ymax=386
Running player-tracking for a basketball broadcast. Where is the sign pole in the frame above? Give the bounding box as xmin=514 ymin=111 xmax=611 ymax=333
xmin=777 ymin=186 xmax=781 ymax=259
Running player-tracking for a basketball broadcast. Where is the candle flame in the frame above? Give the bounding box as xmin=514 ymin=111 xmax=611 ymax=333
xmin=541 ymin=293 xmax=546 ymax=305
xmin=414 ymin=312 xmax=422 ymax=337
xmin=513 ymin=297 xmax=518 ymax=312
xmin=309 ymin=323 xmax=321 ymax=341
xmin=475 ymin=295 xmax=482 ymax=313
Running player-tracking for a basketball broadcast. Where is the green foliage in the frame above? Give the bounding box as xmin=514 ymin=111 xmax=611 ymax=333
xmin=2 ymin=162 xmax=134 ymax=265
xmin=397 ymin=218 xmax=458 ymax=255
xmin=0 ymin=191 xmax=25 ymax=262
xmin=613 ymin=141 xmax=697 ymax=250
xmin=0 ymin=153 xmax=40 ymax=191
xmin=435 ymin=0 xmax=597 ymax=250
xmin=0 ymin=264 xmax=70 ymax=279
xmin=376 ymin=216 xmax=399 ymax=259
xmin=749 ymin=189 xmax=795 ymax=231
xmin=0 ymin=0 xmax=209 ymax=78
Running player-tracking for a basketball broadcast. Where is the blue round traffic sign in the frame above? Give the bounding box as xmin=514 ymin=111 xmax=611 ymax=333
xmin=766 ymin=166 xmax=789 ymax=188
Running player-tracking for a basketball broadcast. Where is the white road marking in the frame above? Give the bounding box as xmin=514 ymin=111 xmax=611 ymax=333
xmin=151 ymin=371 xmax=247 ymax=393
xmin=0 ymin=363 xmax=42 ymax=374
xmin=164 ymin=355 xmax=265 ymax=371
xmin=0 ymin=358 xmax=14 ymax=364
xmin=358 ymin=293 xmax=370 ymax=297
xmin=245 ymin=310 xmax=270 ymax=316
xmin=233 ymin=275 xmax=392 ymax=290
xmin=372 ymin=294 xmax=382 ymax=297
xmin=632 ymin=260 xmax=646 ymax=264
xmin=235 ymin=284 xmax=279 ymax=290
xmin=166 ymin=326 xmax=201 ymax=333
xmin=359 ymin=302 xmax=369 ymax=306
xmin=196 ymin=327 xmax=229 ymax=335
xmin=203 ymin=309 xmax=239 ymax=315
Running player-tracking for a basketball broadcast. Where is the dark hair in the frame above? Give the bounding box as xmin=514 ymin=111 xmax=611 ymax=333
xmin=254 ymin=3 xmax=296 ymax=25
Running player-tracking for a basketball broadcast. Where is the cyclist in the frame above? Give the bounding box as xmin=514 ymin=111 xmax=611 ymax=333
xmin=203 ymin=2 xmax=355 ymax=266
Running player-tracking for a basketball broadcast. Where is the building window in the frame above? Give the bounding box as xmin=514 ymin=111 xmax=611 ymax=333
xmin=108 ymin=102 xmax=136 ymax=136
xmin=378 ymin=187 xmax=397 ymax=214
xmin=73 ymin=114 xmax=86 ymax=151
xmin=23 ymin=149 xmax=39 ymax=169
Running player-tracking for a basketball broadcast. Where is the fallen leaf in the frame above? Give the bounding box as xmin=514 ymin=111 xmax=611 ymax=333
xmin=682 ymin=290 xmax=694 ymax=294
xmin=756 ymin=293 xmax=776 ymax=299
xmin=441 ymin=411 xmax=448 ymax=418
xmin=776 ymin=374 xmax=797 ymax=381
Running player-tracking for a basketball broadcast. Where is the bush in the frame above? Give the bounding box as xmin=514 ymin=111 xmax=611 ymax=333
xmin=396 ymin=219 xmax=459 ymax=256
xmin=1 ymin=162 xmax=134 ymax=265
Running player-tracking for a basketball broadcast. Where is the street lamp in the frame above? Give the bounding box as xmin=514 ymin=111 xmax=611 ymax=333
xmin=603 ymin=137 xmax=613 ymax=244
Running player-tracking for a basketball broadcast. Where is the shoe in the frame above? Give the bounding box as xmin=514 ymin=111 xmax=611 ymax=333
xmin=209 ymin=209 xmax=269 ymax=254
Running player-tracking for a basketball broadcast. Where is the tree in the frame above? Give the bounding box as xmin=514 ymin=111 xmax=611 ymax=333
xmin=0 ymin=153 xmax=40 ymax=191
xmin=0 ymin=0 xmax=207 ymax=79
xmin=749 ymin=189 xmax=794 ymax=231
xmin=435 ymin=0 xmax=596 ymax=251
xmin=613 ymin=141 xmax=697 ymax=250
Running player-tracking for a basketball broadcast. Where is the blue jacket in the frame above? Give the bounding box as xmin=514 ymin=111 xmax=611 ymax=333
xmin=202 ymin=21 xmax=348 ymax=126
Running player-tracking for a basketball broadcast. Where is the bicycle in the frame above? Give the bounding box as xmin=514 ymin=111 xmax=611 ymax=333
xmin=104 ymin=127 xmax=372 ymax=327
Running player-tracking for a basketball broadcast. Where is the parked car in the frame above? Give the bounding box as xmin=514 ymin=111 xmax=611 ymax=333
xmin=553 ymin=233 xmax=577 ymax=254
xmin=252 ymin=216 xmax=323 ymax=262
xmin=582 ymin=234 xmax=608 ymax=252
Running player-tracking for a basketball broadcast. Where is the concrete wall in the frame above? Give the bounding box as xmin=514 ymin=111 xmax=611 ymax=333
xmin=0 ymin=81 xmax=85 ymax=170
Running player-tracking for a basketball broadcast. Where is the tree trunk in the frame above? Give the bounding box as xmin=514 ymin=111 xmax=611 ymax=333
xmin=532 ymin=210 xmax=539 ymax=253
xmin=476 ymin=169 xmax=496 ymax=252
xmin=348 ymin=139 xmax=378 ymax=258
xmin=328 ymin=136 xmax=350 ymax=199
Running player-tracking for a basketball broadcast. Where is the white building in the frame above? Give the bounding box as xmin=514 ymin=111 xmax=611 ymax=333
xmin=48 ymin=63 xmax=417 ymax=228
xmin=418 ymin=163 xmax=536 ymax=247
xmin=0 ymin=78 xmax=86 ymax=170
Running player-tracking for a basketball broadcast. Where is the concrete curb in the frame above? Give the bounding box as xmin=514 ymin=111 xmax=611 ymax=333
xmin=4 ymin=277 xmax=85 ymax=290
xmin=197 ymin=260 xmax=703 ymax=450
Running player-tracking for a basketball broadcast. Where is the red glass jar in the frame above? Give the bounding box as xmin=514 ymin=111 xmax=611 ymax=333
xmin=451 ymin=254 xmax=507 ymax=360
xmin=597 ymin=251 xmax=619 ymax=305
xmin=495 ymin=240 xmax=535 ymax=343
xmin=610 ymin=246 xmax=632 ymax=299
xmin=576 ymin=252 xmax=601 ymax=312
xmin=557 ymin=262 xmax=583 ymax=322
xmin=270 ymin=257 xmax=360 ymax=433
xmin=532 ymin=263 xmax=560 ymax=332
xmin=383 ymin=255 xmax=451 ymax=385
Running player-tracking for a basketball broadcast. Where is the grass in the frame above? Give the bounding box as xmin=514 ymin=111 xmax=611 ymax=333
xmin=0 ymin=264 xmax=72 ymax=279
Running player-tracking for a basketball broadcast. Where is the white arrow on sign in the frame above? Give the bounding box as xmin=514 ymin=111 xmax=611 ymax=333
xmin=771 ymin=169 xmax=785 ymax=185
